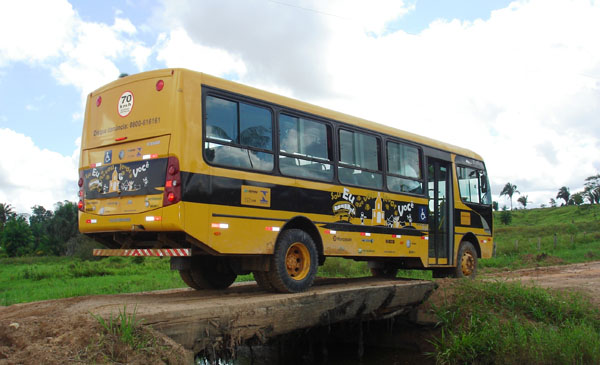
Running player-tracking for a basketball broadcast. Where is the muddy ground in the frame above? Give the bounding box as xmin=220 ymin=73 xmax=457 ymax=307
xmin=1 ymin=261 xmax=599 ymax=364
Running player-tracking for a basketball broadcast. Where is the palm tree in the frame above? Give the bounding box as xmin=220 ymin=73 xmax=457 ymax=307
xmin=556 ymin=186 xmax=570 ymax=206
xmin=0 ymin=203 xmax=16 ymax=230
xmin=517 ymin=195 xmax=529 ymax=209
xmin=500 ymin=183 xmax=519 ymax=210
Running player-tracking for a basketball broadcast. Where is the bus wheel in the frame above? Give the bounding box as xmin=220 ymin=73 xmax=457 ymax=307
xmin=179 ymin=270 xmax=204 ymax=290
xmin=454 ymin=242 xmax=477 ymax=278
xmin=183 ymin=257 xmax=237 ymax=290
xmin=268 ymin=229 xmax=318 ymax=293
xmin=370 ymin=267 xmax=398 ymax=278
xmin=253 ymin=271 xmax=275 ymax=291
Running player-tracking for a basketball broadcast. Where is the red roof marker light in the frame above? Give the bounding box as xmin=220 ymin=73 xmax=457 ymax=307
xmin=156 ymin=80 xmax=164 ymax=91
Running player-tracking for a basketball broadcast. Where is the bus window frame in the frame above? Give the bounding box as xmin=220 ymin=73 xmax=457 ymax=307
xmin=202 ymin=91 xmax=276 ymax=173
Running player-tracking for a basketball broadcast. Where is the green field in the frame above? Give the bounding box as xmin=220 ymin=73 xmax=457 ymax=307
xmin=483 ymin=204 xmax=600 ymax=271
xmin=1 ymin=204 xmax=599 ymax=306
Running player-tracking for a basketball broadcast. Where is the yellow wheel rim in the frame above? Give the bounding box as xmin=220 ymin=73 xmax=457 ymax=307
xmin=285 ymin=242 xmax=310 ymax=281
xmin=461 ymin=250 xmax=476 ymax=276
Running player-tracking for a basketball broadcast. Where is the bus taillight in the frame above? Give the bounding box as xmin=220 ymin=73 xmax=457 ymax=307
xmin=163 ymin=156 xmax=181 ymax=206
xmin=78 ymin=171 xmax=85 ymax=212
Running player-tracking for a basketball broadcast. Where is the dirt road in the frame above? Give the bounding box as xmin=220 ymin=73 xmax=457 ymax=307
xmin=1 ymin=262 xmax=599 ymax=364
xmin=487 ymin=261 xmax=600 ymax=306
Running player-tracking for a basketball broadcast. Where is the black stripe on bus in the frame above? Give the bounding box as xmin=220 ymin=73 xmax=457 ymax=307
xmin=182 ymin=172 xmax=337 ymax=216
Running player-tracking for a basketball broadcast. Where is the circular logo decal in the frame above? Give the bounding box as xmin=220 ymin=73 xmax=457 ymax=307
xmin=117 ymin=91 xmax=134 ymax=117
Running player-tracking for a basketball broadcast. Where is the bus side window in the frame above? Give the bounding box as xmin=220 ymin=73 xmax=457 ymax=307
xmin=278 ymin=114 xmax=333 ymax=182
xmin=204 ymin=95 xmax=274 ymax=171
xmin=338 ymin=129 xmax=382 ymax=189
xmin=386 ymin=141 xmax=423 ymax=194
xmin=206 ymin=96 xmax=237 ymax=142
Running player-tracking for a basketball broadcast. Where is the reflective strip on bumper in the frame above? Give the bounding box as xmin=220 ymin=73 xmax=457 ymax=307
xmin=93 ymin=248 xmax=191 ymax=257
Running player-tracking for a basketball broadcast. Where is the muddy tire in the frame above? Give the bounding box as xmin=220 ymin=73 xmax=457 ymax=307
xmin=454 ymin=242 xmax=477 ymax=278
xmin=253 ymin=271 xmax=276 ymax=291
xmin=267 ymin=229 xmax=318 ymax=293
xmin=180 ymin=257 xmax=237 ymax=290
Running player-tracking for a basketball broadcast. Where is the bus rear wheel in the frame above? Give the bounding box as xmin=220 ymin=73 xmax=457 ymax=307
xmin=267 ymin=229 xmax=318 ymax=293
xmin=454 ymin=242 xmax=477 ymax=278
xmin=180 ymin=256 xmax=237 ymax=290
xmin=370 ymin=267 xmax=398 ymax=278
xmin=179 ymin=270 xmax=203 ymax=290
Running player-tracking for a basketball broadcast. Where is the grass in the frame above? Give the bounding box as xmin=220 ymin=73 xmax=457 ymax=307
xmin=0 ymin=255 xmax=428 ymax=306
xmin=91 ymin=305 xmax=143 ymax=349
xmin=1 ymin=204 xmax=598 ymax=306
xmin=484 ymin=204 xmax=600 ymax=272
xmin=0 ymin=256 xmax=255 ymax=306
xmin=428 ymin=204 xmax=600 ymax=364
xmin=318 ymin=256 xmax=434 ymax=280
xmin=430 ymin=279 xmax=600 ymax=364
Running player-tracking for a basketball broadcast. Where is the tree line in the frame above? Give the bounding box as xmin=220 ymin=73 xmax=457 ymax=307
xmin=498 ymin=173 xmax=600 ymax=211
xmin=0 ymin=201 xmax=85 ymax=257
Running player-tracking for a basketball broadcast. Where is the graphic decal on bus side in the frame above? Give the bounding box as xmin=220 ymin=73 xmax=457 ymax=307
xmin=330 ymin=187 xmax=428 ymax=228
xmin=83 ymin=158 xmax=167 ymax=199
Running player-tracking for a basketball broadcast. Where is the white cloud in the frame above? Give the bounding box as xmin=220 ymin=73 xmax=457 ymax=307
xmin=0 ymin=128 xmax=78 ymax=213
xmin=155 ymin=28 xmax=247 ymax=77
xmin=51 ymin=16 xmax=150 ymax=99
xmin=318 ymin=0 xmax=414 ymax=35
xmin=0 ymin=0 xmax=76 ymax=65
xmin=0 ymin=0 xmax=155 ymax=102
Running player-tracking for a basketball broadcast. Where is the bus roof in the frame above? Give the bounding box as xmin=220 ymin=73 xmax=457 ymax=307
xmin=193 ymin=70 xmax=484 ymax=162
xmin=95 ymin=68 xmax=484 ymax=162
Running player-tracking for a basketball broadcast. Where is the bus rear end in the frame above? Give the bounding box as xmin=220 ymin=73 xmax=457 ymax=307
xmin=78 ymin=69 xmax=185 ymax=253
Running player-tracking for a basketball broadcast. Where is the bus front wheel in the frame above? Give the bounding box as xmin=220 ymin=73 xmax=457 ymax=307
xmin=454 ymin=242 xmax=477 ymax=278
xmin=267 ymin=229 xmax=318 ymax=293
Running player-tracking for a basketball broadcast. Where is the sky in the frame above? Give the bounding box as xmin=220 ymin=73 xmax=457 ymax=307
xmin=0 ymin=0 xmax=599 ymax=213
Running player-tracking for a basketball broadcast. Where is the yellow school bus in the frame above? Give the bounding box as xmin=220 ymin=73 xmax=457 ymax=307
xmin=78 ymin=68 xmax=493 ymax=293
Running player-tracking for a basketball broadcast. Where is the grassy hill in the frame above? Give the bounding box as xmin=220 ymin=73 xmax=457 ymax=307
xmin=486 ymin=204 xmax=600 ymax=271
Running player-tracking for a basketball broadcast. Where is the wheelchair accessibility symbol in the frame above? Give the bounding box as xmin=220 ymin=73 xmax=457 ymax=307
xmin=418 ymin=206 xmax=427 ymax=222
